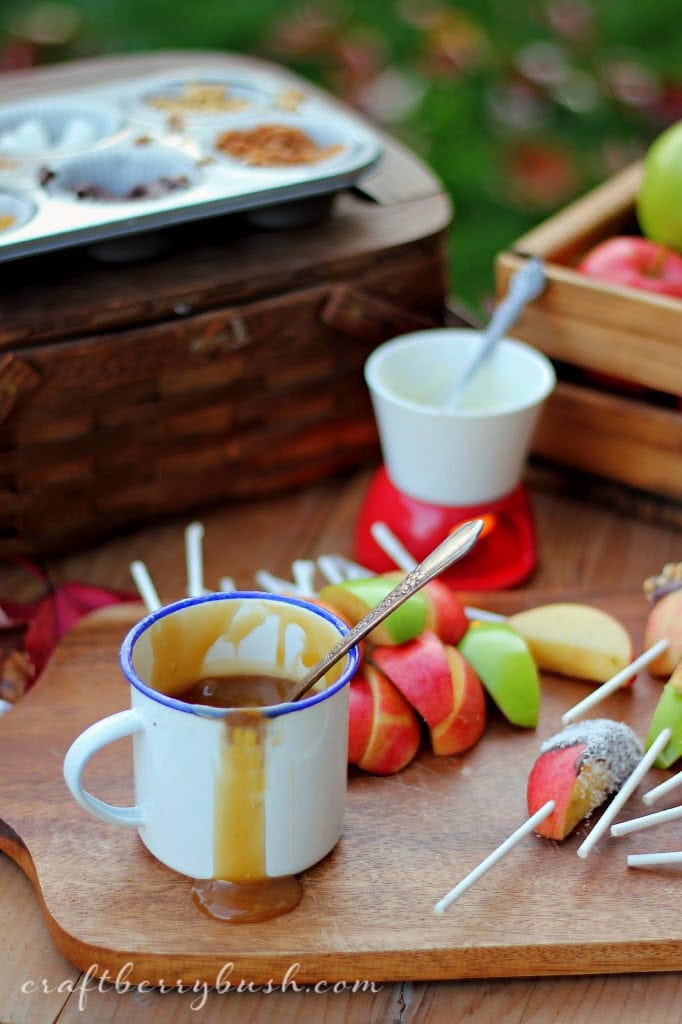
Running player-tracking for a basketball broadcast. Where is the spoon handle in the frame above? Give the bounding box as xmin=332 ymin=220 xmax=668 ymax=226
xmin=443 ymin=257 xmax=546 ymax=412
xmin=285 ymin=518 xmax=485 ymax=703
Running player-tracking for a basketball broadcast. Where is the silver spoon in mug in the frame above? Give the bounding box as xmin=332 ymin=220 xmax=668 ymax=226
xmin=284 ymin=518 xmax=485 ymax=703
xmin=442 ymin=257 xmax=546 ymax=413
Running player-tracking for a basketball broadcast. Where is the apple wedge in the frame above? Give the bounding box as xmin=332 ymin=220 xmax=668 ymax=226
xmin=420 ymin=577 xmax=469 ymax=645
xmin=527 ymin=719 xmax=643 ymax=840
xmin=319 ymin=576 xmax=427 ymax=646
xmin=368 ymin=630 xmax=453 ymax=728
xmin=347 ymin=665 xmax=421 ymax=775
xmin=369 ymin=632 xmax=486 ymax=755
xmin=507 ymin=603 xmax=633 ymax=683
xmin=643 ymin=589 xmax=682 ymax=677
xmin=458 ymin=621 xmax=540 ymax=728
xmin=429 ymin=645 xmax=486 ymax=756
xmin=645 ymin=661 xmax=682 ymax=768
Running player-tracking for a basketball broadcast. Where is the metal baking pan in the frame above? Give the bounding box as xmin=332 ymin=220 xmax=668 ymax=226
xmin=0 ymin=64 xmax=383 ymax=262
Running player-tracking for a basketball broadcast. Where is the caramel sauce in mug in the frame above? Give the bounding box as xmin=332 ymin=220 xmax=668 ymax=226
xmin=144 ymin=600 xmax=342 ymax=923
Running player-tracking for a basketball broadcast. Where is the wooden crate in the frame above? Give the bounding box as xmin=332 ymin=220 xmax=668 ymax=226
xmin=0 ymin=53 xmax=451 ymax=557
xmin=496 ymin=160 xmax=682 ymax=503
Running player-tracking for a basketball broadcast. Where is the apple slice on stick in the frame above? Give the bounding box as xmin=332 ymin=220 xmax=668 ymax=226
xmin=643 ymin=657 xmax=682 ymax=769
xmin=576 ymin=728 xmax=671 ymax=858
xmin=370 ymin=634 xmax=487 ymax=755
xmin=458 ymin=621 xmax=540 ymax=728
xmin=434 ymin=800 xmax=555 ymax=913
xmin=506 ymin=602 xmax=634 ymax=683
xmin=348 ymin=664 xmax=421 ymax=775
xmin=527 ymin=719 xmax=643 ymax=841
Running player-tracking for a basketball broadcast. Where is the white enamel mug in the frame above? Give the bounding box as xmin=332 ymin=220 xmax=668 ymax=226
xmin=364 ymin=329 xmax=556 ymax=506
xmin=63 ymin=592 xmax=359 ymax=881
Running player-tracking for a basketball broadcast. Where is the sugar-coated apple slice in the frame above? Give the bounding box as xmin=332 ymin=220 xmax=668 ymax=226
xmin=457 ymin=621 xmax=540 ymax=728
xmin=347 ymin=664 xmax=421 ymax=775
xmin=507 ymin=602 xmax=633 ymax=683
xmin=319 ymin=576 xmax=427 ymax=646
xmin=527 ymin=719 xmax=643 ymax=840
xmin=645 ymin=660 xmax=682 ymax=768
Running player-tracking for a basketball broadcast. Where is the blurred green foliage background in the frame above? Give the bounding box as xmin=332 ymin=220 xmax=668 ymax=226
xmin=2 ymin=0 xmax=681 ymax=312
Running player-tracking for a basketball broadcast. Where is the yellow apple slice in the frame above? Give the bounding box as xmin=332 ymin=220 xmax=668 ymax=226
xmin=508 ymin=602 xmax=633 ymax=683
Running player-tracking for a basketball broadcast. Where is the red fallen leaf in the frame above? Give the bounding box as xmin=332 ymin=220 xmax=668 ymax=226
xmin=1 ymin=559 xmax=139 ymax=685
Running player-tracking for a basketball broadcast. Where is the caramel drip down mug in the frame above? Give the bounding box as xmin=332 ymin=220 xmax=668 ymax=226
xmin=63 ymin=592 xmax=359 ymax=882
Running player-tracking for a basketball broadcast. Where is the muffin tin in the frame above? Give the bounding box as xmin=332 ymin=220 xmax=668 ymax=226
xmin=0 ymin=65 xmax=383 ymax=262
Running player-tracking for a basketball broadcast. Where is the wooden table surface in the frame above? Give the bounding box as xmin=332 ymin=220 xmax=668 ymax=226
xmin=1 ymin=464 xmax=681 ymax=1023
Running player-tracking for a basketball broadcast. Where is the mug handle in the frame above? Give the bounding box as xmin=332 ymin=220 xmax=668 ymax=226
xmin=63 ymin=709 xmax=146 ymax=827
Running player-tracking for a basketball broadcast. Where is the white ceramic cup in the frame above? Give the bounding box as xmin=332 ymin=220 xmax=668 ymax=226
xmin=63 ymin=592 xmax=359 ymax=881
xmin=364 ymin=328 xmax=556 ymax=506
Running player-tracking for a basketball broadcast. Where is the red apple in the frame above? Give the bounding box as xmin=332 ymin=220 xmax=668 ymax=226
xmin=423 ymin=578 xmax=469 ymax=645
xmin=429 ymin=645 xmax=486 ymax=756
xmin=347 ymin=665 xmax=421 ymax=775
xmin=368 ymin=630 xmax=453 ymax=728
xmin=577 ymin=236 xmax=682 ymax=298
xmin=643 ymin=588 xmax=682 ymax=676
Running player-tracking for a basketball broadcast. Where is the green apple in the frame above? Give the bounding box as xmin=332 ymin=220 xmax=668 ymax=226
xmin=637 ymin=119 xmax=682 ymax=251
xmin=458 ymin=621 xmax=540 ymax=728
xmin=645 ymin=671 xmax=682 ymax=769
xmin=318 ymin=576 xmax=427 ymax=645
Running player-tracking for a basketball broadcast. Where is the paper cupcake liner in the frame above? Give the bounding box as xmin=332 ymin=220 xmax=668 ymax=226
xmin=41 ymin=145 xmax=198 ymax=203
xmin=0 ymin=190 xmax=37 ymax=235
xmin=0 ymin=100 xmax=122 ymax=157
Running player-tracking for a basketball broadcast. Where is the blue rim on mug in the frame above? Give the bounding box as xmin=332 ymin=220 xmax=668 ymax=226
xmin=119 ymin=590 xmax=359 ymax=720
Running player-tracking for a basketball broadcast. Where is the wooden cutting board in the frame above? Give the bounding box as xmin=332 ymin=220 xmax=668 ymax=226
xmin=1 ymin=592 xmax=681 ymax=986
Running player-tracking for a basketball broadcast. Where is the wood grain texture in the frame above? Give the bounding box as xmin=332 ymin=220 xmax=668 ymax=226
xmin=1 ymin=589 xmax=680 ymax=988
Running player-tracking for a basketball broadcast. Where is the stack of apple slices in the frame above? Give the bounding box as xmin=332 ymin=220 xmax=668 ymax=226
xmin=320 ymin=574 xmax=539 ymax=775
xmin=320 ymin=573 xmax=641 ymax=776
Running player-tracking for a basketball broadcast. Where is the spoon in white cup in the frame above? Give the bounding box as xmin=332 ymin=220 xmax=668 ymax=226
xmin=443 ymin=256 xmax=546 ymax=413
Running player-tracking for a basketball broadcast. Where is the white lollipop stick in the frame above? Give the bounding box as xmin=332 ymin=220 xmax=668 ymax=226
xmin=370 ymin=521 xmax=417 ymax=572
xmin=576 ymin=728 xmax=672 ymax=859
xmin=561 ymin=639 xmax=669 ymax=725
xmin=317 ymin=554 xmax=371 ymax=585
xmin=185 ymin=521 xmax=205 ymax=598
xmin=628 ymin=850 xmax=682 ymax=868
xmin=254 ymin=569 xmax=296 ymax=595
xmin=643 ymin=769 xmax=682 ymax=806
xmin=611 ymin=803 xmax=682 ymax=837
xmin=291 ymin=559 xmax=317 ymax=597
xmin=218 ymin=576 xmax=236 ymax=593
xmin=434 ymin=800 xmax=555 ymax=914
xmin=130 ymin=560 xmax=162 ymax=612
xmin=370 ymin=520 xmax=505 ymax=623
